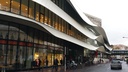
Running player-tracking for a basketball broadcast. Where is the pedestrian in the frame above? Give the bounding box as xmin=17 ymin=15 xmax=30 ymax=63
xmin=60 ymin=59 xmax=63 ymax=65
xmin=36 ymin=58 xmax=41 ymax=70
xmin=54 ymin=58 xmax=59 ymax=71
xmin=31 ymin=60 xmax=36 ymax=68
xmin=46 ymin=59 xmax=48 ymax=67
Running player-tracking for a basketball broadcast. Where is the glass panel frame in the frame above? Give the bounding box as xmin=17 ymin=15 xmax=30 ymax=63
xmin=21 ymin=0 xmax=28 ymax=17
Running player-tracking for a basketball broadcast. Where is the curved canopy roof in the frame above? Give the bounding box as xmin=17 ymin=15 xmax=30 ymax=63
xmin=70 ymin=0 xmax=98 ymax=26
xmin=69 ymin=0 xmax=110 ymax=45
xmin=32 ymin=0 xmax=98 ymax=39
xmin=0 ymin=11 xmax=99 ymax=51
xmin=32 ymin=0 xmax=111 ymax=52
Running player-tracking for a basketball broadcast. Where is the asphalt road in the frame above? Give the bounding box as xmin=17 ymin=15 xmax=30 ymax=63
xmin=71 ymin=61 xmax=128 ymax=72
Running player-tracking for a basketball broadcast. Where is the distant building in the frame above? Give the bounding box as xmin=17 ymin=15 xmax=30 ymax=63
xmin=111 ymin=44 xmax=128 ymax=60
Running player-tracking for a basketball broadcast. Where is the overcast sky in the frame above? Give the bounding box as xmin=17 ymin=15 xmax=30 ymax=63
xmin=74 ymin=0 xmax=128 ymax=46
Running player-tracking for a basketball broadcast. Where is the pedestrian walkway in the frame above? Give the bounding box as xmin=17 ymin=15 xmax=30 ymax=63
xmin=17 ymin=65 xmax=85 ymax=72
xmin=18 ymin=66 xmax=71 ymax=72
xmin=16 ymin=63 xmax=107 ymax=72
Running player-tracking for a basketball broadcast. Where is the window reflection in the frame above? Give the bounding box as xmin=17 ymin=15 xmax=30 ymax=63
xmin=0 ymin=33 xmax=3 ymax=39
xmin=0 ymin=20 xmax=64 ymax=69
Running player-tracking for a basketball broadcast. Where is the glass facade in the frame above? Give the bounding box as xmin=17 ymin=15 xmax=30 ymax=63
xmin=0 ymin=0 xmax=88 ymax=42
xmin=0 ymin=20 xmax=64 ymax=70
xmin=0 ymin=0 xmax=88 ymax=71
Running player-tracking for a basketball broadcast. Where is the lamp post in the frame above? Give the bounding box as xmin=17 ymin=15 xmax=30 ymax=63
xmin=123 ymin=37 xmax=128 ymax=38
xmin=122 ymin=37 xmax=128 ymax=62
xmin=64 ymin=46 xmax=66 ymax=72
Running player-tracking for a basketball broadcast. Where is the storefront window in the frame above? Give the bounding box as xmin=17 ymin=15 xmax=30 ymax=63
xmin=48 ymin=11 xmax=51 ymax=26
xmin=0 ymin=0 xmax=10 ymax=11
xmin=0 ymin=20 xmax=66 ymax=70
xmin=0 ymin=23 xmax=9 ymax=39
xmin=20 ymin=25 xmax=27 ymax=41
xmin=7 ymin=45 xmax=17 ymax=69
xmin=40 ymin=6 xmax=45 ymax=23
xmin=58 ymin=18 xmax=61 ymax=31
xmin=26 ymin=47 xmax=33 ymax=68
xmin=21 ymin=0 xmax=28 ymax=17
xmin=42 ymin=48 xmax=47 ymax=66
xmin=44 ymin=8 xmax=48 ymax=24
xmin=39 ymin=31 xmax=43 ymax=44
xmin=33 ymin=46 xmax=47 ymax=66
xmin=28 ymin=0 xmax=34 ymax=19
xmin=51 ymin=13 xmax=55 ymax=27
xmin=47 ymin=51 xmax=53 ymax=66
xmin=19 ymin=46 xmax=26 ymax=68
xmin=28 ymin=27 xmax=34 ymax=42
xmin=34 ymin=30 xmax=39 ymax=43
xmin=0 ymin=44 xmax=4 ymax=65
xmin=9 ymin=23 xmax=19 ymax=40
xmin=0 ymin=32 xmax=3 ymax=39
xmin=38 ymin=48 xmax=45 ymax=66
xmin=55 ymin=15 xmax=58 ymax=29
xmin=11 ymin=0 xmax=20 ymax=14
xmin=35 ymin=4 xmax=39 ymax=22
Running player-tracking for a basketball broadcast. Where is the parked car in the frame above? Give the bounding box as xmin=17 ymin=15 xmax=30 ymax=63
xmin=110 ymin=59 xmax=122 ymax=69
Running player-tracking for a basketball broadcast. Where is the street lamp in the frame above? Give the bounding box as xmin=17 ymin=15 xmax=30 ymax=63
xmin=123 ymin=37 xmax=128 ymax=38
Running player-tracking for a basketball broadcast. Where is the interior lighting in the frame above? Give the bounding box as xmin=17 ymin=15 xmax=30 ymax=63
xmin=6 ymin=2 xmax=8 ymax=4
xmin=25 ymin=8 xmax=27 ymax=10
xmin=29 ymin=15 xmax=31 ymax=17
xmin=34 ymin=53 xmax=39 ymax=59
xmin=11 ymin=1 xmax=13 ymax=3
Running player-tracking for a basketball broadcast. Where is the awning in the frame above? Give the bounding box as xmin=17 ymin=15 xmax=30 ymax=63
xmin=104 ymin=44 xmax=112 ymax=51
xmin=41 ymin=24 xmax=99 ymax=51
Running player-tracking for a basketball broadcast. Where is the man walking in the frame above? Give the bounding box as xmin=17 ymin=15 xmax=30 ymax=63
xmin=54 ymin=58 xmax=59 ymax=71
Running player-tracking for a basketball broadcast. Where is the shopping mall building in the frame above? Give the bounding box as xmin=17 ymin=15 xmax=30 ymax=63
xmin=0 ymin=0 xmax=112 ymax=71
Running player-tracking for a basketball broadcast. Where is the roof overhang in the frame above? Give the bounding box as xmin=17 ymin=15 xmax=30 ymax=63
xmin=104 ymin=44 xmax=112 ymax=51
xmin=69 ymin=0 xmax=98 ymax=26
xmin=32 ymin=0 xmax=98 ymax=39
xmin=96 ymin=35 xmax=104 ymax=43
xmin=41 ymin=24 xmax=99 ymax=51
xmin=69 ymin=0 xmax=110 ymax=45
xmin=0 ymin=11 xmax=99 ymax=51
xmin=94 ymin=27 xmax=109 ymax=43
